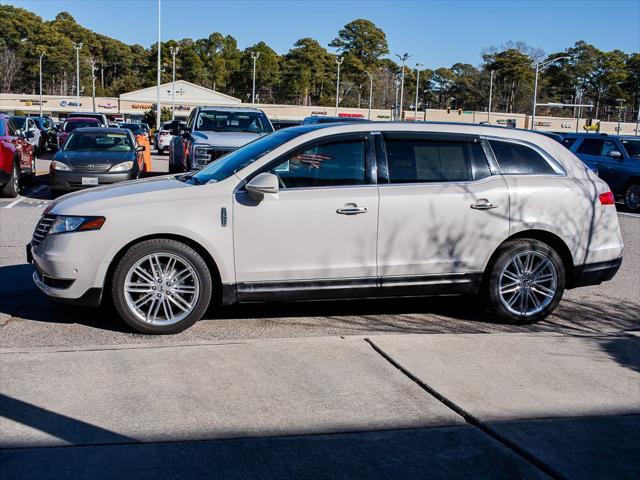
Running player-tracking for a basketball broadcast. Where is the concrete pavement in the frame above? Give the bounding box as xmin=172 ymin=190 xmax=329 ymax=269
xmin=1 ymin=332 xmax=639 ymax=479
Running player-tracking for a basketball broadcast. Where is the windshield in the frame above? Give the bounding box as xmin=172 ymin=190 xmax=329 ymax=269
xmin=121 ymin=124 xmax=143 ymax=134
xmin=187 ymin=130 xmax=300 ymax=184
xmin=621 ymin=139 xmax=640 ymax=158
xmin=64 ymin=120 xmax=98 ymax=132
xmin=194 ymin=110 xmax=272 ymax=134
xmin=64 ymin=131 xmax=133 ymax=152
xmin=11 ymin=117 xmax=25 ymax=129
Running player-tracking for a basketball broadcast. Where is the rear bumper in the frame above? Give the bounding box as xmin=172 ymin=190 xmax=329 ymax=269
xmin=50 ymin=170 xmax=136 ymax=191
xmin=571 ymin=257 xmax=622 ymax=288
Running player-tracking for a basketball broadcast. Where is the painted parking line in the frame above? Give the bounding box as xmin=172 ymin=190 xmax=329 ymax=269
xmin=618 ymin=212 xmax=639 ymax=218
xmin=3 ymin=196 xmax=25 ymax=208
xmin=3 ymin=185 xmax=47 ymax=209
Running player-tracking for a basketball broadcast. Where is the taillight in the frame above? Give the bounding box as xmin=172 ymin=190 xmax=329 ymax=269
xmin=599 ymin=192 xmax=615 ymax=205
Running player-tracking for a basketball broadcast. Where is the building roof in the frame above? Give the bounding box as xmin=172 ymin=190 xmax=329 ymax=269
xmin=119 ymin=80 xmax=241 ymax=105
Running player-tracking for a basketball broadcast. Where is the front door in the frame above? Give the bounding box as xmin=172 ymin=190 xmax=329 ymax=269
xmin=233 ymin=134 xmax=379 ymax=300
xmin=376 ymin=133 xmax=510 ymax=295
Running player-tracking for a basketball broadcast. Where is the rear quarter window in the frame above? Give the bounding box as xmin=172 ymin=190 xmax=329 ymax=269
xmin=489 ymin=140 xmax=556 ymax=175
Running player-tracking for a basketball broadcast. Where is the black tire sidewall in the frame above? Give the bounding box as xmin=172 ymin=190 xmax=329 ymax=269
xmin=485 ymin=239 xmax=565 ymax=324
xmin=111 ymin=239 xmax=212 ymax=334
xmin=2 ymin=162 xmax=19 ymax=198
xmin=625 ymin=183 xmax=640 ymax=211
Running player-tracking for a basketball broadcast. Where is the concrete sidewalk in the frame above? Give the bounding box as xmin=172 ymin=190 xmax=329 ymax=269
xmin=1 ymin=332 xmax=639 ymax=479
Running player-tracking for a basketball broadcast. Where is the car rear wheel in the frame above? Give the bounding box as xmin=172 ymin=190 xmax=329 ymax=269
xmin=484 ymin=239 xmax=565 ymax=324
xmin=624 ymin=183 xmax=640 ymax=212
xmin=1 ymin=161 xmax=19 ymax=198
xmin=112 ymin=239 xmax=212 ymax=334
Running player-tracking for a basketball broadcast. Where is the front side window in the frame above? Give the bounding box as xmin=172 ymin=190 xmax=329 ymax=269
xmin=385 ymin=137 xmax=490 ymax=183
xmin=576 ymin=138 xmax=604 ymax=155
xmin=489 ymin=140 xmax=556 ymax=175
xmin=622 ymin=139 xmax=640 ymax=158
xmin=271 ymin=140 xmax=366 ymax=188
xmin=600 ymin=140 xmax=619 ymax=157
xmin=11 ymin=117 xmax=25 ymax=130
xmin=195 ymin=110 xmax=272 ymax=134
xmin=64 ymin=132 xmax=133 ymax=152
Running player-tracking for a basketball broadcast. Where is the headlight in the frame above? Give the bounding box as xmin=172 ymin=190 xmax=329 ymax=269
xmin=49 ymin=215 xmax=106 ymax=235
xmin=51 ymin=160 xmax=71 ymax=171
xmin=194 ymin=145 xmax=210 ymax=160
xmin=109 ymin=161 xmax=134 ymax=172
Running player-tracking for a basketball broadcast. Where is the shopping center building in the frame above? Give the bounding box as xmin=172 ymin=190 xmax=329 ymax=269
xmin=1 ymin=80 xmax=638 ymax=135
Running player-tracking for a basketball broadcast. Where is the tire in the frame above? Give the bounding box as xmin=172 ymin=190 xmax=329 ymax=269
xmin=483 ymin=239 xmax=565 ymax=324
xmin=24 ymin=156 xmax=36 ymax=185
xmin=111 ymin=239 xmax=213 ymax=334
xmin=624 ymin=183 xmax=640 ymax=212
xmin=168 ymin=162 xmax=179 ymax=174
xmin=1 ymin=161 xmax=19 ymax=198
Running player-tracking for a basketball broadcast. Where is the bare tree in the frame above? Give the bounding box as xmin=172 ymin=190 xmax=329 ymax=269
xmin=0 ymin=47 xmax=21 ymax=93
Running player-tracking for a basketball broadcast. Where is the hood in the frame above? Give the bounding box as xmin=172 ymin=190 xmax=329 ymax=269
xmin=191 ymin=130 xmax=264 ymax=148
xmin=51 ymin=175 xmax=190 ymax=215
xmin=55 ymin=150 xmax=133 ymax=165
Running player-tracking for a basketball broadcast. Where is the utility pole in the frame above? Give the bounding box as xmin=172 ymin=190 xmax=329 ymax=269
xmin=364 ymin=71 xmax=373 ymax=120
xmin=101 ymin=63 xmax=104 ymax=89
xmin=335 ymin=56 xmax=344 ymax=116
xmin=616 ymin=98 xmax=625 ymax=134
xmin=251 ymin=51 xmax=260 ymax=107
xmin=38 ymin=49 xmax=44 ymax=117
xmin=531 ymin=56 xmax=570 ymax=130
xmin=487 ymin=70 xmax=494 ymax=123
xmin=395 ymin=53 xmax=410 ymax=121
xmin=73 ymin=42 xmax=83 ymax=107
xmin=156 ymin=0 xmax=162 ymax=130
xmin=414 ymin=63 xmax=423 ymax=122
xmin=170 ymin=46 xmax=179 ymax=120
xmin=90 ymin=58 xmax=98 ymax=113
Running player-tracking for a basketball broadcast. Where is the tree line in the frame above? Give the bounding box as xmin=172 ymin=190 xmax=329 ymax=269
xmin=1 ymin=5 xmax=638 ymax=121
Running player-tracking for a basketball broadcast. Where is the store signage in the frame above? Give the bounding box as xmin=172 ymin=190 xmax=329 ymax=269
xmin=535 ymin=121 xmax=552 ymax=127
xmin=560 ymin=122 xmax=573 ymax=128
xmin=376 ymin=114 xmax=391 ymax=119
xmin=98 ymin=102 xmax=117 ymax=110
xmin=19 ymin=99 xmax=48 ymax=106
xmin=338 ymin=113 xmax=364 ymax=118
xmin=132 ymin=103 xmax=153 ymax=109
xmin=60 ymin=100 xmax=82 ymax=107
xmin=174 ymin=105 xmax=191 ymax=111
xmin=311 ymin=111 xmax=327 ymax=115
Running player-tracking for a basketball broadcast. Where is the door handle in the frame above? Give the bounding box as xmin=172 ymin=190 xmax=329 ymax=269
xmin=470 ymin=199 xmax=498 ymax=210
xmin=337 ymin=204 xmax=368 ymax=215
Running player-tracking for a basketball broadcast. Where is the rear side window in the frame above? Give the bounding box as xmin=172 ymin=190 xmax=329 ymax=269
xmin=576 ymin=139 xmax=604 ymax=155
xmin=384 ymin=137 xmax=490 ymax=183
xmin=489 ymin=140 xmax=556 ymax=175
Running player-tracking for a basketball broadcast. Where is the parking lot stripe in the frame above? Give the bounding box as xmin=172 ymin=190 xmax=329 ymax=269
xmin=4 ymin=196 xmax=25 ymax=208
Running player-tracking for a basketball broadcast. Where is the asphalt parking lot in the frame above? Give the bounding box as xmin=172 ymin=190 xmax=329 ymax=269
xmin=0 ymin=152 xmax=638 ymax=348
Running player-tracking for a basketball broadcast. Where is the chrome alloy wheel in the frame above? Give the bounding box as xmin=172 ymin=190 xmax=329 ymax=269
xmin=124 ymin=253 xmax=200 ymax=325
xmin=498 ymin=250 xmax=558 ymax=317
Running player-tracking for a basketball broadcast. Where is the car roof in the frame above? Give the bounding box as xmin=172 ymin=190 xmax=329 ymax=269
xmin=198 ymin=106 xmax=266 ymax=113
xmin=65 ymin=117 xmax=100 ymax=122
xmin=72 ymin=127 xmax=131 ymax=134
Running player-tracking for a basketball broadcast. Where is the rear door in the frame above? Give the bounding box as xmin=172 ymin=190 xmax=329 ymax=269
xmin=376 ymin=132 xmax=510 ymax=294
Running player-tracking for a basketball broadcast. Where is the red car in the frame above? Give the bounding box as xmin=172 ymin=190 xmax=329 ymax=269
xmin=0 ymin=113 xmax=35 ymax=197
xmin=58 ymin=117 xmax=101 ymax=149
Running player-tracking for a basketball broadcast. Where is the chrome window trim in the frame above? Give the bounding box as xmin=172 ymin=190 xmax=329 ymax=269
xmin=376 ymin=174 xmax=501 ymax=189
xmin=482 ymin=135 xmax=567 ymax=176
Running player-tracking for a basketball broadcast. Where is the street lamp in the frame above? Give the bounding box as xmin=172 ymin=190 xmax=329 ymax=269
xmin=487 ymin=70 xmax=494 ymax=123
xmin=531 ymin=55 xmax=570 ymax=130
xmin=156 ymin=0 xmax=162 ymax=130
xmin=616 ymin=98 xmax=626 ymax=134
xmin=364 ymin=71 xmax=373 ymax=120
xmin=90 ymin=58 xmax=98 ymax=112
xmin=395 ymin=53 xmax=410 ymax=121
xmin=251 ymin=51 xmax=260 ymax=108
xmin=170 ymin=46 xmax=180 ymax=120
xmin=335 ymin=56 xmax=344 ymax=116
xmin=73 ymin=42 xmax=83 ymax=106
xmin=414 ymin=63 xmax=423 ymax=122
xmin=37 ymin=49 xmax=45 ymax=117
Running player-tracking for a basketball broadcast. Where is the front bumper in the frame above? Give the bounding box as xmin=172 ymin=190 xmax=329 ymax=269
xmin=571 ymin=257 xmax=623 ymax=288
xmin=50 ymin=170 xmax=136 ymax=191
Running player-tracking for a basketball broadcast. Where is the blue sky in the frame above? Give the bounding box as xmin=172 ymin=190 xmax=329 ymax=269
xmin=7 ymin=0 xmax=640 ymax=68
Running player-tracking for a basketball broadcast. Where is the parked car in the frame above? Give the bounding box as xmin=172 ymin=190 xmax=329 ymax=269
xmin=58 ymin=117 xmax=101 ymax=149
xmin=67 ymin=111 xmax=109 ymax=127
xmin=168 ymin=106 xmax=273 ymax=173
xmin=49 ymin=127 xmax=146 ymax=194
xmin=119 ymin=123 xmax=152 ymax=173
xmin=563 ymin=133 xmax=640 ymax=211
xmin=301 ymin=116 xmax=370 ymax=125
xmin=271 ymin=119 xmax=303 ymax=130
xmin=29 ymin=122 xmax=623 ymax=334
xmin=31 ymin=116 xmax=58 ymax=152
xmin=11 ymin=116 xmax=44 ymax=154
xmin=154 ymin=120 xmax=181 ymax=154
xmin=0 ymin=114 xmax=35 ymax=197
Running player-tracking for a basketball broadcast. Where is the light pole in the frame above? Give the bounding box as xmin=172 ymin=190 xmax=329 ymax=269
xmin=170 ymin=46 xmax=179 ymax=119
xmin=90 ymin=58 xmax=98 ymax=112
xmin=487 ymin=70 xmax=494 ymax=123
xmin=251 ymin=51 xmax=260 ymax=107
xmin=616 ymin=98 xmax=625 ymax=134
xmin=38 ymin=49 xmax=44 ymax=117
xmin=156 ymin=0 xmax=161 ymax=130
xmin=364 ymin=71 xmax=373 ymax=120
xmin=335 ymin=56 xmax=344 ymax=116
xmin=531 ymin=55 xmax=570 ymax=130
xmin=395 ymin=53 xmax=410 ymax=121
xmin=73 ymin=42 xmax=83 ymax=106
xmin=414 ymin=63 xmax=423 ymax=122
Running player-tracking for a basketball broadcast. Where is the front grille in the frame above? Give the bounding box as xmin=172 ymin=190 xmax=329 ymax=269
xmin=73 ymin=164 xmax=111 ymax=173
xmin=210 ymin=148 xmax=235 ymax=161
xmin=194 ymin=147 xmax=237 ymax=168
xmin=32 ymin=215 xmax=55 ymax=245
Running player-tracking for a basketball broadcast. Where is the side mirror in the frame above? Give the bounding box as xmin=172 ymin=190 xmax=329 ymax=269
xmin=181 ymin=130 xmax=190 ymax=139
xmin=136 ymin=145 xmax=145 ymax=153
xmin=245 ymin=172 xmax=279 ymax=200
xmin=608 ymin=150 xmax=622 ymax=159
xmin=25 ymin=130 xmax=35 ymax=139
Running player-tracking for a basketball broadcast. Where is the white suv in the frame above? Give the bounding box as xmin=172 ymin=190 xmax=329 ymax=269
xmin=28 ymin=123 xmax=624 ymax=334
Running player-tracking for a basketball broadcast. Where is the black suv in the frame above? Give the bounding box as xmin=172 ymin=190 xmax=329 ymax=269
xmin=564 ymin=133 xmax=640 ymax=211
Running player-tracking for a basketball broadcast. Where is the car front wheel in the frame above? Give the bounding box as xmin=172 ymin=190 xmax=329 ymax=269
xmin=484 ymin=239 xmax=565 ymax=324
xmin=624 ymin=183 xmax=640 ymax=212
xmin=112 ymin=239 xmax=212 ymax=334
xmin=1 ymin=161 xmax=19 ymax=198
